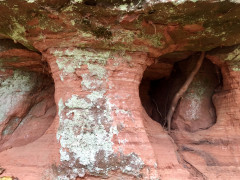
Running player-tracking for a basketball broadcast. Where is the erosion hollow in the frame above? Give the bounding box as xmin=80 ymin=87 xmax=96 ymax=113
xmin=139 ymin=52 xmax=222 ymax=132
xmin=0 ymin=39 xmax=56 ymax=152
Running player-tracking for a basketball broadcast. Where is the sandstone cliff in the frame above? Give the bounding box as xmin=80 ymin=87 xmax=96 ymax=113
xmin=0 ymin=0 xmax=240 ymax=179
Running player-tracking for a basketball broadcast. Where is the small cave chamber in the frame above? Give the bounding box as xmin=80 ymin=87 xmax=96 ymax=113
xmin=139 ymin=52 xmax=222 ymax=132
xmin=0 ymin=39 xmax=57 ymax=152
xmin=0 ymin=71 xmax=56 ymax=152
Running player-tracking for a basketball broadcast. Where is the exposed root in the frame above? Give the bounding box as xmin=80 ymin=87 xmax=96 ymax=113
xmin=152 ymin=98 xmax=167 ymax=128
xmin=182 ymin=158 xmax=207 ymax=180
xmin=170 ymin=135 xmax=207 ymax=179
xmin=181 ymin=146 xmax=219 ymax=166
xmin=166 ymin=52 xmax=205 ymax=132
xmin=0 ymin=167 xmax=5 ymax=175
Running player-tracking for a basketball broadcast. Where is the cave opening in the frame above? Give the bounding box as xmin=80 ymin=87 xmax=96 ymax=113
xmin=139 ymin=52 xmax=223 ymax=132
xmin=0 ymin=39 xmax=56 ymax=151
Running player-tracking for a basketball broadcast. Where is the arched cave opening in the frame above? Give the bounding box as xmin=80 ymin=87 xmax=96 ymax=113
xmin=139 ymin=52 xmax=223 ymax=132
xmin=0 ymin=39 xmax=56 ymax=151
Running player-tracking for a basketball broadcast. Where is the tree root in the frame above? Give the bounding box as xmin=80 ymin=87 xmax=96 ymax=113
xmin=0 ymin=167 xmax=5 ymax=175
xmin=167 ymin=52 xmax=205 ymax=132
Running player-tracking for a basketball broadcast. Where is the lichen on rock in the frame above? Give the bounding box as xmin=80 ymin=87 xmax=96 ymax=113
xmin=55 ymin=48 xmax=144 ymax=179
xmin=2 ymin=0 xmax=240 ymax=179
xmin=0 ymin=69 xmax=36 ymax=123
xmin=54 ymin=48 xmax=111 ymax=80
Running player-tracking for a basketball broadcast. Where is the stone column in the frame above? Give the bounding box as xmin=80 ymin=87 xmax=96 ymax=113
xmin=44 ymin=48 xmax=162 ymax=179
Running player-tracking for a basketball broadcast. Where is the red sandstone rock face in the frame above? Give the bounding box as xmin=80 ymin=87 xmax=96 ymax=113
xmin=0 ymin=40 xmax=59 ymax=179
xmin=0 ymin=1 xmax=240 ymax=180
xmin=171 ymin=46 xmax=240 ymax=180
xmin=1 ymin=43 xmax=240 ymax=179
xmin=42 ymin=47 xmax=194 ymax=179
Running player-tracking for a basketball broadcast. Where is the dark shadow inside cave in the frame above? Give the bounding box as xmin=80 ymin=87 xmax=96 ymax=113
xmin=139 ymin=52 xmax=223 ymax=132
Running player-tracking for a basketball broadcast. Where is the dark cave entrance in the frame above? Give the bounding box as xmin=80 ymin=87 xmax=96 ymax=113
xmin=139 ymin=52 xmax=222 ymax=132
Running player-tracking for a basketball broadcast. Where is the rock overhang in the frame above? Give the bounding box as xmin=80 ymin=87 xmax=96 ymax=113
xmin=0 ymin=0 xmax=239 ymax=56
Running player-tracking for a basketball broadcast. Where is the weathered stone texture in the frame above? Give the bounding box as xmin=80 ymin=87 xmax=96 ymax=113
xmin=0 ymin=0 xmax=240 ymax=180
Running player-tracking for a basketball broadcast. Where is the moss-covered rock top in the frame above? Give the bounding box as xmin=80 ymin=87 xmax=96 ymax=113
xmin=0 ymin=0 xmax=240 ymax=56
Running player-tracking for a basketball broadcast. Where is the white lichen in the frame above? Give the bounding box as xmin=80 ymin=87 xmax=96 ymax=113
xmin=186 ymin=99 xmax=200 ymax=120
xmin=87 ymin=64 xmax=106 ymax=79
xmin=120 ymin=153 xmax=144 ymax=176
xmin=56 ymin=49 xmax=144 ymax=179
xmin=81 ymin=74 xmax=103 ymax=90
xmin=87 ymin=90 xmax=105 ymax=102
xmin=54 ymin=49 xmax=110 ymax=81
xmin=118 ymin=138 xmax=128 ymax=145
xmin=25 ymin=0 xmax=36 ymax=3
xmin=0 ymin=70 xmax=36 ymax=123
xmin=65 ymin=95 xmax=93 ymax=109
xmin=57 ymin=93 xmax=119 ymax=173
xmin=118 ymin=4 xmax=128 ymax=11
xmin=71 ymin=0 xmax=83 ymax=4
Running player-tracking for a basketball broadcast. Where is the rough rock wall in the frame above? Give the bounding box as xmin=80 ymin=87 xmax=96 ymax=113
xmin=170 ymin=57 xmax=219 ymax=132
xmin=43 ymin=47 xmax=189 ymax=179
xmin=0 ymin=41 xmax=58 ymax=179
xmin=171 ymin=46 xmax=240 ymax=180
xmin=0 ymin=0 xmax=240 ymax=180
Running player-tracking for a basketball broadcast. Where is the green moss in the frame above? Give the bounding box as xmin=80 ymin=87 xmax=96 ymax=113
xmin=7 ymin=19 xmax=27 ymax=45
xmin=79 ymin=31 xmax=94 ymax=38
xmin=140 ymin=33 xmax=163 ymax=48
xmin=0 ymin=57 xmax=19 ymax=63
xmin=62 ymin=4 xmax=75 ymax=12
xmin=37 ymin=13 xmax=64 ymax=33
xmin=225 ymin=47 xmax=240 ymax=61
xmin=92 ymin=26 xmax=112 ymax=39
xmin=1 ymin=0 xmax=240 ymax=53
xmin=223 ymin=46 xmax=240 ymax=71
xmin=55 ymin=49 xmax=111 ymax=70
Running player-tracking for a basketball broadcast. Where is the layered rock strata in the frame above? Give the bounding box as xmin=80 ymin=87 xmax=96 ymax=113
xmin=0 ymin=0 xmax=240 ymax=180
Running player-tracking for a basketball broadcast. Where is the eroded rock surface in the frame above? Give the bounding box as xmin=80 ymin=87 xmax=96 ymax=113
xmin=0 ymin=0 xmax=240 ymax=180
xmin=171 ymin=46 xmax=240 ymax=180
